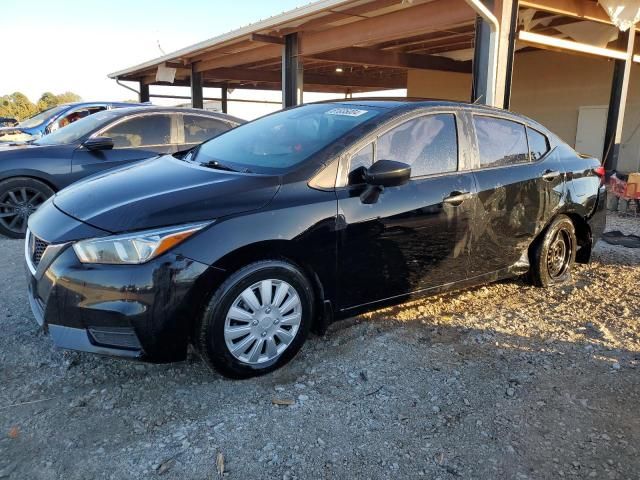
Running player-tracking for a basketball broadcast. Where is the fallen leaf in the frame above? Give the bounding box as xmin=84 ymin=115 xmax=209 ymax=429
xmin=272 ymin=398 xmax=295 ymax=406
xmin=216 ymin=452 xmax=225 ymax=477
xmin=8 ymin=426 xmax=19 ymax=439
xmin=157 ymin=458 xmax=175 ymax=475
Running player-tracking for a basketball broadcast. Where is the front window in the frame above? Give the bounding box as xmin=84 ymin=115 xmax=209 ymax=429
xmin=192 ymin=103 xmax=383 ymax=174
xmin=376 ymin=114 xmax=458 ymax=177
xmin=18 ymin=105 xmax=67 ymax=129
xmin=102 ymin=114 xmax=173 ymax=149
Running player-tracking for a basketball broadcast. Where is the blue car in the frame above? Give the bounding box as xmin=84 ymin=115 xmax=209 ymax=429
xmin=0 ymin=106 xmax=244 ymax=237
xmin=0 ymin=101 xmax=142 ymax=143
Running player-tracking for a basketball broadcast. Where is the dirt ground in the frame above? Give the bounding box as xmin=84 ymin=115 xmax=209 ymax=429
xmin=0 ymin=213 xmax=638 ymax=480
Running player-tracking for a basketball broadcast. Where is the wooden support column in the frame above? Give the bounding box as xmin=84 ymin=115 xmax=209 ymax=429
xmin=282 ymin=33 xmax=303 ymax=108
xmin=139 ymin=82 xmax=149 ymax=103
xmin=496 ymin=0 xmax=518 ymax=109
xmin=191 ymin=63 xmax=204 ymax=109
xmin=221 ymin=83 xmax=228 ymax=114
xmin=471 ymin=0 xmax=494 ymax=104
xmin=603 ymin=30 xmax=635 ymax=170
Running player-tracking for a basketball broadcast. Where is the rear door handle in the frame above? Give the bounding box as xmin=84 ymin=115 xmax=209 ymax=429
xmin=542 ymin=169 xmax=561 ymax=181
xmin=443 ymin=192 xmax=472 ymax=206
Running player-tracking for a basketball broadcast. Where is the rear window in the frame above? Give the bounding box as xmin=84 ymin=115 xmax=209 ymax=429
xmin=193 ymin=103 xmax=382 ymax=174
xmin=474 ymin=116 xmax=529 ymax=168
xmin=183 ymin=115 xmax=230 ymax=144
xmin=528 ymin=127 xmax=550 ymax=161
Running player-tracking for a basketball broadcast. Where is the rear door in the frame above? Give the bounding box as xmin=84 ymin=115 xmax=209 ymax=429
xmin=179 ymin=114 xmax=235 ymax=150
xmin=469 ymin=114 xmax=565 ymax=276
xmin=336 ymin=111 xmax=476 ymax=310
xmin=71 ymin=112 xmax=179 ymax=181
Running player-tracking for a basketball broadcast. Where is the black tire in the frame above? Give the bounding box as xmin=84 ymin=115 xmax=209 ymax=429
xmin=0 ymin=177 xmax=54 ymax=239
xmin=529 ymin=215 xmax=577 ymax=288
xmin=196 ymin=260 xmax=314 ymax=379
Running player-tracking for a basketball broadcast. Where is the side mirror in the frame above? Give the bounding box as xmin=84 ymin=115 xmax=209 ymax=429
xmin=83 ymin=136 xmax=114 ymax=151
xmin=364 ymin=160 xmax=411 ymax=187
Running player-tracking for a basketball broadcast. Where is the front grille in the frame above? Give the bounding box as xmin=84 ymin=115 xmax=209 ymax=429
xmin=28 ymin=232 xmax=50 ymax=269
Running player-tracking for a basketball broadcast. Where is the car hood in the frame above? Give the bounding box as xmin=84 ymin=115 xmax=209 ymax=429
xmin=0 ymin=142 xmax=70 ymax=155
xmin=53 ymin=155 xmax=282 ymax=233
xmin=0 ymin=127 xmax=35 ymax=143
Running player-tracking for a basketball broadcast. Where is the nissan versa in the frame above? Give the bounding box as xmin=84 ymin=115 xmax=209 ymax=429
xmin=25 ymin=100 xmax=606 ymax=378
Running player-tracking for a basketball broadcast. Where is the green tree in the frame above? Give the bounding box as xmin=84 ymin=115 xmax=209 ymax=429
xmin=0 ymin=92 xmax=37 ymax=121
xmin=36 ymin=92 xmax=58 ymax=111
xmin=55 ymin=92 xmax=82 ymax=104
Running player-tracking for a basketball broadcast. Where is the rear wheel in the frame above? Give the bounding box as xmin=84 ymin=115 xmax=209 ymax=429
xmin=197 ymin=260 xmax=314 ymax=378
xmin=0 ymin=178 xmax=54 ymax=239
xmin=529 ymin=215 xmax=577 ymax=287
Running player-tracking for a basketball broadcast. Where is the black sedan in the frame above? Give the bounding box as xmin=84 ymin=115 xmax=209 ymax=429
xmin=26 ymin=99 xmax=606 ymax=378
xmin=0 ymin=107 xmax=244 ymax=237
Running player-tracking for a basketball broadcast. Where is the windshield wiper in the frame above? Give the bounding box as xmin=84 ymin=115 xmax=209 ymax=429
xmin=200 ymin=160 xmax=252 ymax=174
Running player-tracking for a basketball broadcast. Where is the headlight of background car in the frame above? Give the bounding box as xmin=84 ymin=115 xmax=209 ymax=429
xmin=73 ymin=222 xmax=211 ymax=264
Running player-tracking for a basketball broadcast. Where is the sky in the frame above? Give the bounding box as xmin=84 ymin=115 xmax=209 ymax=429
xmin=2 ymin=0 xmax=403 ymax=119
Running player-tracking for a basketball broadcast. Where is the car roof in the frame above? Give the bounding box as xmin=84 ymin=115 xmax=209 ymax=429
xmin=311 ymin=98 xmax=548 ymax=132
xmin=101 ymin=106 xmax=245 ymax=123
xmin=56 ymin=101 xmax=145 ymax=108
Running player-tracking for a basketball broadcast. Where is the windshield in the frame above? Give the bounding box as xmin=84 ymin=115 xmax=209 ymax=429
xmin=35 ymin=110 xmax=117 ymax=145
xmin=19 ymin=105 xmax=68 ymax=129
xmin=192 ymin=103 xmax=382 ymax=174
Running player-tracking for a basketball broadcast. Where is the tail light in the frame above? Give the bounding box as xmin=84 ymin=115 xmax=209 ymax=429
xmin=593 ymin=166 xmax=605 ymax=184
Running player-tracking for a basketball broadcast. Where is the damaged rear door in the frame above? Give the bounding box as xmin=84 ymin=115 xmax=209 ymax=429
xmin=469 ymin=114 xmax=565 ymax=276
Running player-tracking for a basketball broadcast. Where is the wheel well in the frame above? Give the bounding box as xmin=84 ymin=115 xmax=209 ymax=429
xmin=202 ymin=241 xmax=329 ymax=332
xmin=0 ymin=175 xmax=58 ymax=193
xmin=565 ymin=213 xmax=592 ymax=264
xmin=528 ymin=213 xmax=592 ymax=265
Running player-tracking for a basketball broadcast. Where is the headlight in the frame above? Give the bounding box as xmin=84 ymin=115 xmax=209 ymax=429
xmin=73 ymin=222 xmax=210 ymax=265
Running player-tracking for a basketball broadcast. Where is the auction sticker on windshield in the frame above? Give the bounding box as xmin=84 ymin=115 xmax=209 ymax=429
xmin=326 ymin=108 xmax=369 ymax=117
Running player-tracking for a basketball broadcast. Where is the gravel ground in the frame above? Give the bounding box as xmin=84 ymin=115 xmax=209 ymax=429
xmin=1 ymin=213 xmax=639 ymax=480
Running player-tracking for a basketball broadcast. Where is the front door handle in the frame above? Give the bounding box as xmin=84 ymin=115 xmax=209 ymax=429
xmin=443 ymin=192 xmax=472 ymax=206
xmin=542 ymin=169 xmax=561 ymax=181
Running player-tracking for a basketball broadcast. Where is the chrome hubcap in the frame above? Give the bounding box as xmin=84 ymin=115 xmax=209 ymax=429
xmin=224 ymin=279 xmax=302 ymax=365
xmin=547 ymin=228 xmax=571 ymax=278
xmin=0 ymin=187 xmax=46 ymax=234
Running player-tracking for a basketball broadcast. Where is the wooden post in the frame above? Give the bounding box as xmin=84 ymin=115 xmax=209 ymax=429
xmin=603 ymin=30 xmax=635 ymax=170
xmin=471 ymin=0 xmax=495 ymax=105
xmin=221 ymin=83 xmax=228 ymax=114
xmin=139 ymin=82 xmax=149 ymax=103
xmin=282 ymin=33 xmax=303 ymax=108
xmin=191 ymin=63 xmax=204 ymax=109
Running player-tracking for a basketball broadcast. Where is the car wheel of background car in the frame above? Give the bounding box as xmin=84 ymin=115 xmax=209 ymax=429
xmin=0 ymin=177 xmax=54 ymax=239
xmin=529 ymin=215 xmax=577 ymax=288
xmin=197 ymin=259 xmax=314 ymax=379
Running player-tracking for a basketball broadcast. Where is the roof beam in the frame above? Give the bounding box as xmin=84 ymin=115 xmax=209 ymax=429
xmin=519 ymin=0 xmax=612 ymax=25
xmin=194 ymin=44 xmax=282 ymax=72
xmin=306 ymin=47 xmax=472 ymax=73
xmin=518 ymin=30 xmax=640 ymax=63
xmin=250 ymin=33 xmax=285 ymax=45
xmin=202 ymin=67 xmax=406 ymax=89
xmin=300 ymin=0 xmax=475 ymax=56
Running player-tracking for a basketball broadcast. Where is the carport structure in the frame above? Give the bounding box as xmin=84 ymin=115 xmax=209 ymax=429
xmin=109 ymin=0 xmax=640 ymax=171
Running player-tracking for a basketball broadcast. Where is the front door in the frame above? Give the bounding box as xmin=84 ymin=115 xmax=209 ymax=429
xmin=336 ymin=113 xmax=476 ymax=311
xmin=71 ymin=113 xmax=178 ymax=183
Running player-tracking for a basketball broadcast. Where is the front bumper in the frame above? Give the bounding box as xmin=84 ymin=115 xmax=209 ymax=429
xmin=25 ymin=230 xmax=224 ymax=362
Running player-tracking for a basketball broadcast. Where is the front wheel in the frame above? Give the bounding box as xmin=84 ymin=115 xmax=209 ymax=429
xmin=0 ymin=178 xmax=54 ymax=239
xmin=196 ymin=260 xmax=314 ymax=379
xmin=529 ymin=215 xmax=577 ymax=287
